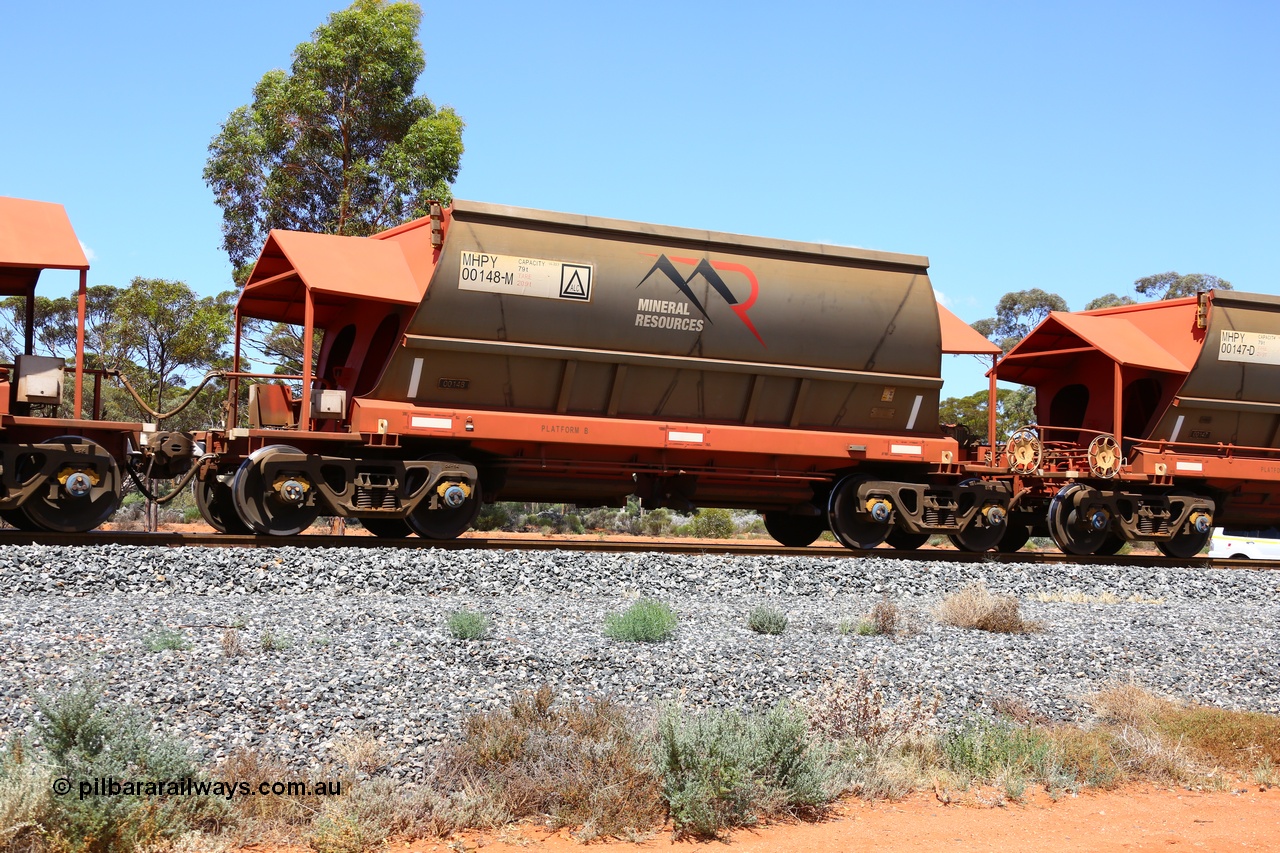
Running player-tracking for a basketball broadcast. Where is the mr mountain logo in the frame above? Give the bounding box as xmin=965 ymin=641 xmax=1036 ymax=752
xmin=634 ymin=254 xmax=765 ymax=346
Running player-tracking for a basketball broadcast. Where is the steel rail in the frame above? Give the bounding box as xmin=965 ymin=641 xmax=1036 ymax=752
xmin=0 ymin=530 xmax=1271 ymax=570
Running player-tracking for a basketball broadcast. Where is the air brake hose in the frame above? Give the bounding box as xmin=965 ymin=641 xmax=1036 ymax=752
xmin=124 ymin=454 xmax=215 ymax=504
xmin=108 ymin=369 xmax=224 ymax=421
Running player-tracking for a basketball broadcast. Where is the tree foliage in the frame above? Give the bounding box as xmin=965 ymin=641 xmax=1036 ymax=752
xmin=108 ymin=279 xmax=236 ymax=413
xmin=204 ymin=0 xmax=464 ymax=278
xmin=1133 ymin=271 xmax=1233 ymax=299
xmin=1084 ymin=293 xmax=1138 ymax=311
xmin=971 ymin=288 xmax=1069 ymax=353
xmin=0 ymin=281 xmax=234 ymax=430
xmin=940 ymin=387 xmax=1037 ymax=443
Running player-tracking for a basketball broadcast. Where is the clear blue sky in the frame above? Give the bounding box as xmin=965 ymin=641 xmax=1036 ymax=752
xmin=3 ymin=1 xmax=1276 ymax=395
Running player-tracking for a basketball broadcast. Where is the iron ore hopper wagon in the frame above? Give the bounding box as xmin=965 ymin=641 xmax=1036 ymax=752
xmin=989 ymin=291 xmax=1280 ymax=557
xmin=207 ymin=200 xmax=1010 ymax=548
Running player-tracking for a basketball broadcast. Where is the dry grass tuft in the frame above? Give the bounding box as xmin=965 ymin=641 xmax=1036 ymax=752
xmin=990 ymin=696 xmax=1050 ymax=726
xmin=807 ymin=670 xmax=936 ymax=750
xmin=935 ymin=581 xmax=1043 ymax=633
xmin=1033 ymin=590 xmax=1165 ymax=605
xmin=436 ymin=685 xmax=663 ymax=840
xmin=805 ymin=672 xmax=940 ymax=801
xmin=221 ymin=627 xmax=247 ymax=658
xmin=219 ymin=748 xmax=319 ymax=830
xmin=871 ymin=598 xmax=900 ymax=636
xmin=1094 ymin=683 xmax=1280 ymax=770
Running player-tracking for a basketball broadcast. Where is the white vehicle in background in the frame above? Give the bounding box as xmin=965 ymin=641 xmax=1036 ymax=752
xmin=1208 ymin=527 xmax=1280 ymax=560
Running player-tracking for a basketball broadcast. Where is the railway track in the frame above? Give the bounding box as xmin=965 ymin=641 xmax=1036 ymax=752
xmin=0 ymin=529 xmax=1271 ymax=570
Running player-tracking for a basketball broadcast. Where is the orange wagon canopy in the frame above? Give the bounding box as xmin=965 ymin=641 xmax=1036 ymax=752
xmin=239 ymin=229 xmax=427 ymax=326
xmin=995 ymin=300 xmax=1200 ymax=386
xmin=0 ymin=196 xmax=89 ymax=295
xmin=938 ymin=303 xmax=1002 ymax=355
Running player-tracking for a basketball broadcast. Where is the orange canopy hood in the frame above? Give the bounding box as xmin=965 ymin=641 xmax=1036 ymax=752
xmin=938 ymin=302 xmax=1002 ymax=355
xmin=239 ymin=229 xmax=427 ymax=325
xmin=996 ymin=299 xmax=1201 ymax=385
xmin=0 ymin=196 xmax=89 ymax=271
xmin=0 ymin=196 xmax=89 ymax=296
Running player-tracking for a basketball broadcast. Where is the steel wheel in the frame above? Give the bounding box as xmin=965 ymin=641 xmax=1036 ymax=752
xmin=1156 ymin=490 xmax=1213 ymax=558
xmin=19 ymin=437 xmax=121 ymax=533
xmin=1046 ymin=483 xmax=1110 ymax=556
xmin=1095 ymin=534 xmax=1127 ymax=556
xmin=948 ymin=477 xmax=1009 ymax=553
xmin=406 ymin=455 xmax=482 ymax=540
xmin=885 ymin=528 xmax=930 ymax=550
xmin=949 ymin=522 xmax=1006 ymax=553
xmin=194 ymin=474 xmax=251 ymax=534
xmin=1157 ymin=531 xmax=1210 ymax=558
xmin=232 ymin=445 xmax=320 ymax=536
xmin=763 ymin=512 xmax=827 ymax=547
xmin=996 ymin=522 xmax=1032 ymax=554
xmin=1 ymin=509 xmax=41 ymax=531
xmin=360 ymin=517 xmax=414 ymax=539
xmin=827 ymin=475 xmax=892 ymax=550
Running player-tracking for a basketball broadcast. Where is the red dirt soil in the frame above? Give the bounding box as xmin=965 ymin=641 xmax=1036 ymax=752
xmin=239 ymin=785 xmax=1279 ymax=853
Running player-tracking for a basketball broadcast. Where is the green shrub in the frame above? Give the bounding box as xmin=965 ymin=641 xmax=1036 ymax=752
xmin=655 ymin=703 xmax=834 ymax=838
xmin=747 ymin=606 xmax=788 ymax=635
xmin=29 ymin=688 xmax=225 ymax=852
xmin=640 ymin=507 xmax=674 ymax=536
xmin=447 ymin=610 xmax=490 ymax=641
xmin=604 ymin=599 xmax=677 ymax=642
xmin=474 ymin=502 xmax=519 ymax=531
xmin=690 ymin=508 xmax=735 ymax=539
xmin=141 ymin=627 xmax=190 ymax=652
xmin=259 ymin=628 xmax=292 ymax=652
xmin=942 ymin=716 xmax=1060 ymax=786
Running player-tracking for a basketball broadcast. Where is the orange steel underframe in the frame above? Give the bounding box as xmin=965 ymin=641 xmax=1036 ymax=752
xmin=345 ymin=398 xmax=967 ymax=477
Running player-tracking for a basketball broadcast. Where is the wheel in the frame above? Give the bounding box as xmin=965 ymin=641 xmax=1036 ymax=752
xmin=949 ymin=522 xmax=1006 ymax=553
xmin=947 ymin=478 xmax=1009 ymax=553
xmin=996 ymin=522 xmax=1032 ymax=554
xmin=1156 ymin=491 xmax=1213 ymax=558
xmin=359 ymin=517 xmax=414 ymax=539
xmin=1046 ymin=483 xmax=1110 ymax=556
xmin=1094 ymin=534 xmax=1127 ymax=556
xmin=193 ymin=475 xmax=251 ymax=534
xmin=406 ymin=456 xmax=482 ymax=540
xmin=231 ymin=445 xmax=320 ymax=536
xmin=0 ymin=509 xmax=41 ymax=531
xmin=885 ymin=528 xmax=930 ymax=550
xmin=17 ymin=437 xmax=121 ymax=533
xmin=827 ymin=475 xmax=891 ymax=550
xmin=763 ymin=512 xmax=827 ymax=547
xmin=1157 ymin=532 xmax=1210 ymax=559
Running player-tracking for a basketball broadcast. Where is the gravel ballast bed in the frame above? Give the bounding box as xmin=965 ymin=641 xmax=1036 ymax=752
xmin=2 ymin=543 xmax=1278 ymax=776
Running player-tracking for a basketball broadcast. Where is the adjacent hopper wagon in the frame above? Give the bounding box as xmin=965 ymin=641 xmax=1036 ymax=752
xmin=218 ymin=200 xmax=1010 ymax=547
xmin=991 ymin=290 xmax=1280 ymax=556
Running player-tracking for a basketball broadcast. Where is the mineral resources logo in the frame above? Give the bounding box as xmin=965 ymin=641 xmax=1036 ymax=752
xmin=634 ymin=254 xmax=764 ymax=346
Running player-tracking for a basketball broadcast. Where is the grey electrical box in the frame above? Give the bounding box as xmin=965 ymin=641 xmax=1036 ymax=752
xmin=15 ymin=355 xmax=65 ymax=404
xmin=311 ymin=389 xmax=346 ymax=417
